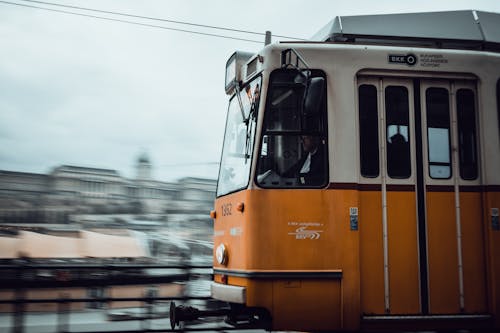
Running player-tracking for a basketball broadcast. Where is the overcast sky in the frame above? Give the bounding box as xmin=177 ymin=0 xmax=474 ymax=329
xmin=1 ymin=0 xmax=499 ymax=182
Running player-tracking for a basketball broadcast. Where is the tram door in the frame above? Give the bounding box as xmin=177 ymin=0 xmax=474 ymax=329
xmin=358 ymin=77 xmax=487 ymax=316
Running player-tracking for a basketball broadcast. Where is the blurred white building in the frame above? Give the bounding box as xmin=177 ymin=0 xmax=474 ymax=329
xmin=0 ymin=154 xmax=216 ymax=226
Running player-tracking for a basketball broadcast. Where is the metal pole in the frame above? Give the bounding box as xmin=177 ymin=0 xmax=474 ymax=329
xmin=57 ymin=293 xmax=70 ymax=333
xmin=13 ymin=266 xmax=25 ymax=333
xmin=13 ymin=289 xmax=25 ymax=333
xmin=265 ymin=31 xmax=272 ymax=45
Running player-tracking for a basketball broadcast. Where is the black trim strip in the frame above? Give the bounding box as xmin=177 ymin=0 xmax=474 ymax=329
xmin=327 ymin=182 xmax=359 ymax=190
xmin=414 ymin=78 xmax=430 ymax=314
xmin=485 ymin=185 xmax=500 ymax=192
xmin=426 ymin=185 xmax=455 ymax=192
xmin=362 ymin=314 xmax=492 ymax=321
xmin=459 ymin=185 xmax=484 ymax=192
xmin=214 ymin=269 xmax=342 ymax=279
xmin=386 ymin=184 xmax=415 ymax=192
xmin=359 ymin=184 xmax=382 ymax=191
xmin=327 ymin=183 xmax=500 ymax=192
xmin=328 ymin=183 xmax=414 ymax=191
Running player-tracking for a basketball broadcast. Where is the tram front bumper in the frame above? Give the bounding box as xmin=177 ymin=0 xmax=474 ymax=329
xmin=211 ymin=282 xmax=246 ymax=304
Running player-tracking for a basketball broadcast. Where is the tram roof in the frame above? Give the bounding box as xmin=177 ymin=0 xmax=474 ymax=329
xmin=312 ymin=10 xmax=500 ymax=52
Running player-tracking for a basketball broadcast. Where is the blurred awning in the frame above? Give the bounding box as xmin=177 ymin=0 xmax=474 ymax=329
xmin=0 ymin=237 xmax=20 ymax=258
xmin=18 ymin=231 xmax=82 ymax=258
xmin=0 ymin=230 xmax=146 ymax=259
xmin=80 ymin=230 xmax=146 ymax=258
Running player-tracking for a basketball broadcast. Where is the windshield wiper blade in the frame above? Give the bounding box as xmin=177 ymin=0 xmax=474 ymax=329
xmin=235 ymin=86 xmax=248 ymax=123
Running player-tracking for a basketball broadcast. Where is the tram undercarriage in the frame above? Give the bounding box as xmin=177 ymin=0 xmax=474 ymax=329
xmin=169 ymin=302 xmax=271 ymax=330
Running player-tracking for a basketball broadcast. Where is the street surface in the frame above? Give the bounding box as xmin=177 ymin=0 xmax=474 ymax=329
xmin=0 ymin=308 xmax=269 ymax=333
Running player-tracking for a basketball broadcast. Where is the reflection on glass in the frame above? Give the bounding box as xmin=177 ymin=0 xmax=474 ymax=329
xmin=265 ymin=87 xmax=302 ymax=131
xmin=428 ymin=128 xmax=451 ymax=178
xmin=256 ymin=69 xmax=327 ymax=188
xmin=257 ymin=135 xmax=327 ymax=187
xmin=426 ymin=87 xmax=451 ymax=179
xmin=428 ymin=128 xmax=450 ymax=163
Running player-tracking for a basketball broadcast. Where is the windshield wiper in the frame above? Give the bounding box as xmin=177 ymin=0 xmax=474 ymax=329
xmin=234 ymin=85 xmax=257 ymax=162
xmin=235 ymin=86 xmax=248 ymax=124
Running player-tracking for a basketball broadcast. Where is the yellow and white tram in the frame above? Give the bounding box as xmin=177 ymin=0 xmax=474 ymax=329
xmin=176 ymin=10 xmax=500 ymax=332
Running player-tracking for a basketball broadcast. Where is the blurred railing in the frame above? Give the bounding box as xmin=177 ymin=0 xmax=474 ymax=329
xmin=0 ymin=262 xmax=240 ymax=333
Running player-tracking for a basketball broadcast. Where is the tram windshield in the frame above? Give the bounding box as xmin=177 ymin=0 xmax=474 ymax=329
xmin=217 ymin=77 xmax=261 ymax=197
xmin=256 ymin=69 xmax=328 ymax=188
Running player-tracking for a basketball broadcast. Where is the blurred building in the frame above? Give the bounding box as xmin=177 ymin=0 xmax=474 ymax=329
xmin=0 ymin=154 xmax=217 ymax=228
xmin=0 ymin=156 xmax=216 ymax=315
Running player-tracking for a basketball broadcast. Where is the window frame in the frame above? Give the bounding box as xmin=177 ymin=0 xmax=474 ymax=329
xmin=385 ymin=85 xmax=412 ymax=179
xmin=358 ymin=84 xmax=380 ymax=178
xmin=456 ymin=88 xmax=478 ymax=180
xmin=216 ymin=75 xmax=262 ymax=197
xmin=255 ymin=68 xmax=328 ymax=189
xmin=425 ymin=87 xmax=453 ymax=180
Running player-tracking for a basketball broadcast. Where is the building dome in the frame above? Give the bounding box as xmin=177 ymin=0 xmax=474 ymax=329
xmin=136 ymin=152 xmax=152 ymax=180
xmin=138 ymin=153 xmax=150 ymax=164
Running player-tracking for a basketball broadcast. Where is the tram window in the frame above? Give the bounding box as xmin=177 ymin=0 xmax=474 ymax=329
xmin=256 ymin=69 xmax=328 ymax=188
xmin=385 ymin=86 xmax=411 ymax=179
xmin=426 ymin=87 xmax=452 ymax=179
xmin=457 ymin=89 xmax=478 ymax=180
xmin=217 ymin=77 xmax=261 ymax=197
xmin=264 ymin=71 xmax=305 ymax=132
xmin=358 ymin=84 xmax=379 ymax=177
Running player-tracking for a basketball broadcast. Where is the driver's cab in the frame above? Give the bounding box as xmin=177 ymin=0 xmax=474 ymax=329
xmin=217 ymin=49 xmax=328 ymax=197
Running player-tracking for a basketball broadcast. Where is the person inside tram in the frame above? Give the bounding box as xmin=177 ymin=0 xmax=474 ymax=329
xmin=387 ymin=131 xmax=410 ymax=177
xmin=282 ymin=135 xmax=326 ymax=185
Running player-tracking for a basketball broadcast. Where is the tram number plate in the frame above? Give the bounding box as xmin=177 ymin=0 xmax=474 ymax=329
xmin=221 ymin=203 xmax=232 ymax=216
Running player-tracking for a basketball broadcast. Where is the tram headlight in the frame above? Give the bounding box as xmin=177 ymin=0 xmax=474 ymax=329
xmin=225 ymin=51 xmax=254 ymax=95
xmin=216 ymin=243 xmax=228 ymax=265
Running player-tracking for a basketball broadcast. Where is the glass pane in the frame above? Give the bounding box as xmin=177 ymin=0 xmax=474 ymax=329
xmin=217 ymin=77 xmax=261 ymax=197
xmin=428 ymin=127 xmax=450 ymax=163
xmin=457 ymin=89 xmax=478 ymax=180
xmin=429 ymin=165 xmax=451 ymax=179
xmin=426 ymin=87 xmax=451 ymax=179
xmin=359 ymin=84 xmax=379 ymax=177
xmin=385 ymin=86 xmax=411 ymax=178
xmin=256 ymin=69 xmax=328 ymax=188
xmin=256 ymin=134 xmax=327 ymax=187
xmin=264 ymin=71 xmax=305 ymax=132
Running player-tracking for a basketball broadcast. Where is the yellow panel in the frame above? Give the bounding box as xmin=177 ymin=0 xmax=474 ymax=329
xmin=272 ymin=280 xmax=341 ymax=331
xmin=246 ymin=279 xmax=273 ymax=309
xmin=359 ymin=191 xmax=385 ymax=314
xmin=460 ymin=192 xmax=488 ymax=313
xmin=426 ymin=191 xmax=460 ymax=314
xmin=242 ymin=189 xmax=361 ymax=271
xmin=212 ymin=187 xmax=499 ymax=330
xmin=227 ymin=276 xmax=249 ymax=287
xmin=248 ymin=189 xmax=360 ymax=330
xmin=212 ymin=190 xmax=250 ymax=269
xmin=387 ymin=191 xmax=420 ymax=314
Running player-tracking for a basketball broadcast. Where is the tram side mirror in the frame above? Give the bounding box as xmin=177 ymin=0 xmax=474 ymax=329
xmin=293 ymin=71 xmax=310 ymax=85
xmin=304 ymin=77 xmax=325 ymax=114
xmin=303 ymin=77 xmax=325 ymax=131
